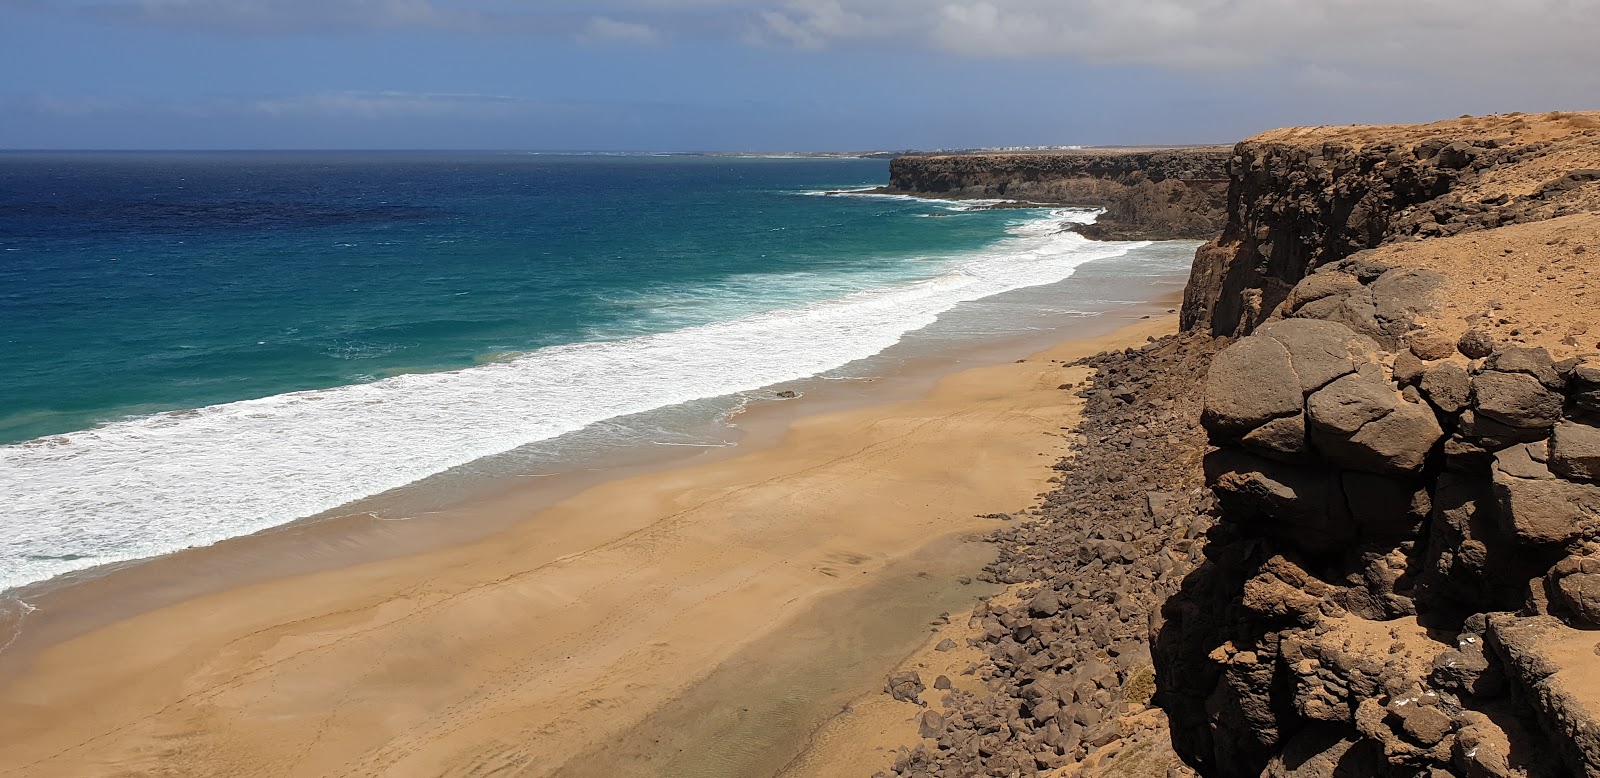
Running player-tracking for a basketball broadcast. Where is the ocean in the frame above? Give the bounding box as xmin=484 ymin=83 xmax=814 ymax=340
xmin=0 ymin=152 xmax=1193 ymax=593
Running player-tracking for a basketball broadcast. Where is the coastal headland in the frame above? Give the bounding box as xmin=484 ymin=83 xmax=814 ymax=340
xmin=882 ymin=148 xmax=1233 ymax=242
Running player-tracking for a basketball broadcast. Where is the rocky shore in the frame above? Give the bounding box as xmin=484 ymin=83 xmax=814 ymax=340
xmin=876 ymin=330 xmax=1221 ymax=778
xmin=872 ymin=111 xmax=1600 ymax=778
xmin=885 ymin=149 xmax=1232 ymax=241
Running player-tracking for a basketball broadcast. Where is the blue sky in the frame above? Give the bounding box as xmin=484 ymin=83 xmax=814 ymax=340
xmin=2 ymin=0 xmax=1596 ymax=150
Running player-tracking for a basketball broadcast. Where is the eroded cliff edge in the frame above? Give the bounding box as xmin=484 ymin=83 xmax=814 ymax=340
xmin=1180 ymin=114 xmax=1600 ymax=337
xmin=1165 ymin=111 xmax=1600 ymax=778
xmin=871 ymin=112 xmax=1600 ymax=778
xmin=886 ymin=149 xmax=1231 ymax=241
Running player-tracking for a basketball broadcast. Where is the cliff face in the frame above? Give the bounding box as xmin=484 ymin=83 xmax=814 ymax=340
xmin=1159 ymin=112 xmax=1600 ymax=778
xmin=887 ymin=150 xmax=1232 ymax=241
xmin=1181 ymin=114 xmax=1600 ymax=336
xmin=871 ymin=114 xmax=1600 ymax=778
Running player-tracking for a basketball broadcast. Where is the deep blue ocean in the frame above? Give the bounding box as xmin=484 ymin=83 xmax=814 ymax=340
xmin=0 ymin=152 xmax=1189 ymax=592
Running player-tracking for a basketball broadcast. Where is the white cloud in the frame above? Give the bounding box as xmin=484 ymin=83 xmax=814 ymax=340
xmin=744 ymin=0 xmax=1600 ymax=81
xmin=40 ymin=0 xmax=1600 ymax=90
xmin=580 ymin=16 xmax=661 ymax=44
xmin=749 ymin=0 xmax=887 ymax=48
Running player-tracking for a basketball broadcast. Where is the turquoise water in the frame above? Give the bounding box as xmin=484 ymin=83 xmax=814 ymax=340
xmin=0 ymin=152 xmax=1181 ymax=592
xmin=0 ymin=153 xmax=1023 ymax=443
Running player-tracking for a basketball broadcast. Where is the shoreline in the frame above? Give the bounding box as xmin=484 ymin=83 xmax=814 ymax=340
xmin=1 ymin=196 xmax=1161 ymax=597
xmin=0 ymin=299 xmax=1179 ymax=777
xmin=0 ymin=250 xmax=1191 ymax=665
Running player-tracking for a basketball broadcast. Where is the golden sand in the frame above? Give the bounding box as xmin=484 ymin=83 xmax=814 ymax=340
xmin=0 ymin=315 xmax=1177 ymax=778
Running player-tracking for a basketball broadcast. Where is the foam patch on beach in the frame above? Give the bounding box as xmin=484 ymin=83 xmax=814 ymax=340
xmin=0 ymin=209 xmax=1142 ymax=592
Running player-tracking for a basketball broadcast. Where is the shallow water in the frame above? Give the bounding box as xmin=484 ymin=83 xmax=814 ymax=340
xmin=0 ymin=151 xmax=1191 ymax=592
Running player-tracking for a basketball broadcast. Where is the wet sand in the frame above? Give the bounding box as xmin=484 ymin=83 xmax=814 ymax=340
xmin=0 ymin=311 xmax=1178 ymax=778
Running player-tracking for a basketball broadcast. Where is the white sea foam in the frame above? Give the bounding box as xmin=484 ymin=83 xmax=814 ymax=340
xmin=0 ymin=209 xmax=1142 ymax=592
xmin=800 ymin=188 xmax=1048 ymax=212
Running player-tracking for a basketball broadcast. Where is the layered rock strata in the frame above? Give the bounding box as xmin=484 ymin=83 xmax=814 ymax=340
xmin=886 ymin=150 xmax=1232 ymax=241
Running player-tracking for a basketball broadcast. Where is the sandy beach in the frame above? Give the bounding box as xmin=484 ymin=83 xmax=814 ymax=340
xmin=0 ymin=308 xmax=1178 ymax=778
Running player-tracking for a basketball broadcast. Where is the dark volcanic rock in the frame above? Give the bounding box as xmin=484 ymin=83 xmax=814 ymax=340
xmin=1419 ymin=361 xmax=1472 ymax=413
xmin=878 ymin=333 xmax=1220 ymax=778
xmin=1203 ymin=336 xmax=1304 ymax=439
xmin=1179 ymin=128 xmax=1600 ymax=337
xmin=1551 ymin=421 xmax=1600 ymax=482
xmin=1491 ymin=451 xmax=1600 ymax=546
xmin=887 ymin=150 xmax=1231 ymax=241
xmin=1473 ymin=371 xmax=1566 ymax=430
xmin=1306 ymin=373 xmax=1443 ymax=474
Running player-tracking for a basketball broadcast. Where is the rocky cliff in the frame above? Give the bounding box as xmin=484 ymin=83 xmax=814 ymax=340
xmin=1160 ymin=111 xmax=1600 ymax=778
xmin=1181 ymin=113 xmax=1600 ymax=336
xmin=871 ymin=112 xmax=1600 ymax=778
xmin=886 ymin=149 xmax=1232 ymax=241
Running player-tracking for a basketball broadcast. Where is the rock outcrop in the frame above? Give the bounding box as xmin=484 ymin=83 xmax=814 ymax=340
xmin=886 ymin=149 xmax=1232 ymax=241
xmin=1161 ymin=112 xmax=1600 ymax=778
xmin=874 ymin=111 xmax=1600 ymax=778
xmin=1181 ymin=112 xmax=1600 ymax=336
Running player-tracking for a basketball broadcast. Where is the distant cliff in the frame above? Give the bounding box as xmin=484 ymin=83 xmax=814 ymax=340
xmin=886 ymin=149 xmax=1232 ymax=241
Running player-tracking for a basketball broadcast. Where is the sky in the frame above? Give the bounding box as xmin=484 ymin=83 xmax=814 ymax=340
xmin=1 ymin=0 xmax=1597 ymax=150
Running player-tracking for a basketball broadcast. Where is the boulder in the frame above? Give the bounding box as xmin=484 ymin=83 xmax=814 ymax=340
xmin=1370 ymin=267 xmax=1445 ymax=334
xmin=1494 ymin=441 xmax=1553 ymax=480
xmin=1409 ymin=331 xmax=1458 ymax=361
xmin=886 ymin=671 xmax=925 ymax=704
xmin=1393 ymin=703 xmax=1452 ymax=746
xmin=1418 ymin=361 xmax=1472 ymax=414
xmin=1458 ymin=409 xmax=1551 ymax=448
xmin=1206 ymin=448 xmax=1356 ymax=554
xmin=1203 ymin=336 xmax=1304 ymax=439
xmin=1429 ymin=637 xmax=1505 ymax=698
xmin=1473 ymin=370 xmax=1565 ymax=430
xmin=1573 ymin=360 xmax=1600 ymax=420
xmin=1308 ymin=373 xmax=1397 ymax=435
xmin=1485 ymin=347 xmax=1565 ymax=390
xmin=1242 ymin=413 xmax=1312 ymax=462
xmin=1459 ymin=329 xmax=1496 ymax=359
xmin=1393 ymin=349 xmax=1427 ymax=386
xmin=1491 ymin=449 xmax=1600 ymax=546
xmin=1551 ymin=422 xmax=1600 ymax=483
xmin=1452 ymin=713 xmax=1518 ymax=778
xmin=1307 ymin=373 xmax=1444 ymax=474
xmin=1436 ymin=141 xmax=1481 ymax=169
xmin=1028 ymin=590 xmax=1063 ymax=617
xmin=1254 ymin=318 xmax=1380 ymax=394
xmin=1284 ymin=272 xmax=1363 ymax=314
xmin=1265 ymin=726 xmax=1394 ymax=777
xmin=1549 ymin=554 xmax=1600 ymax=627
